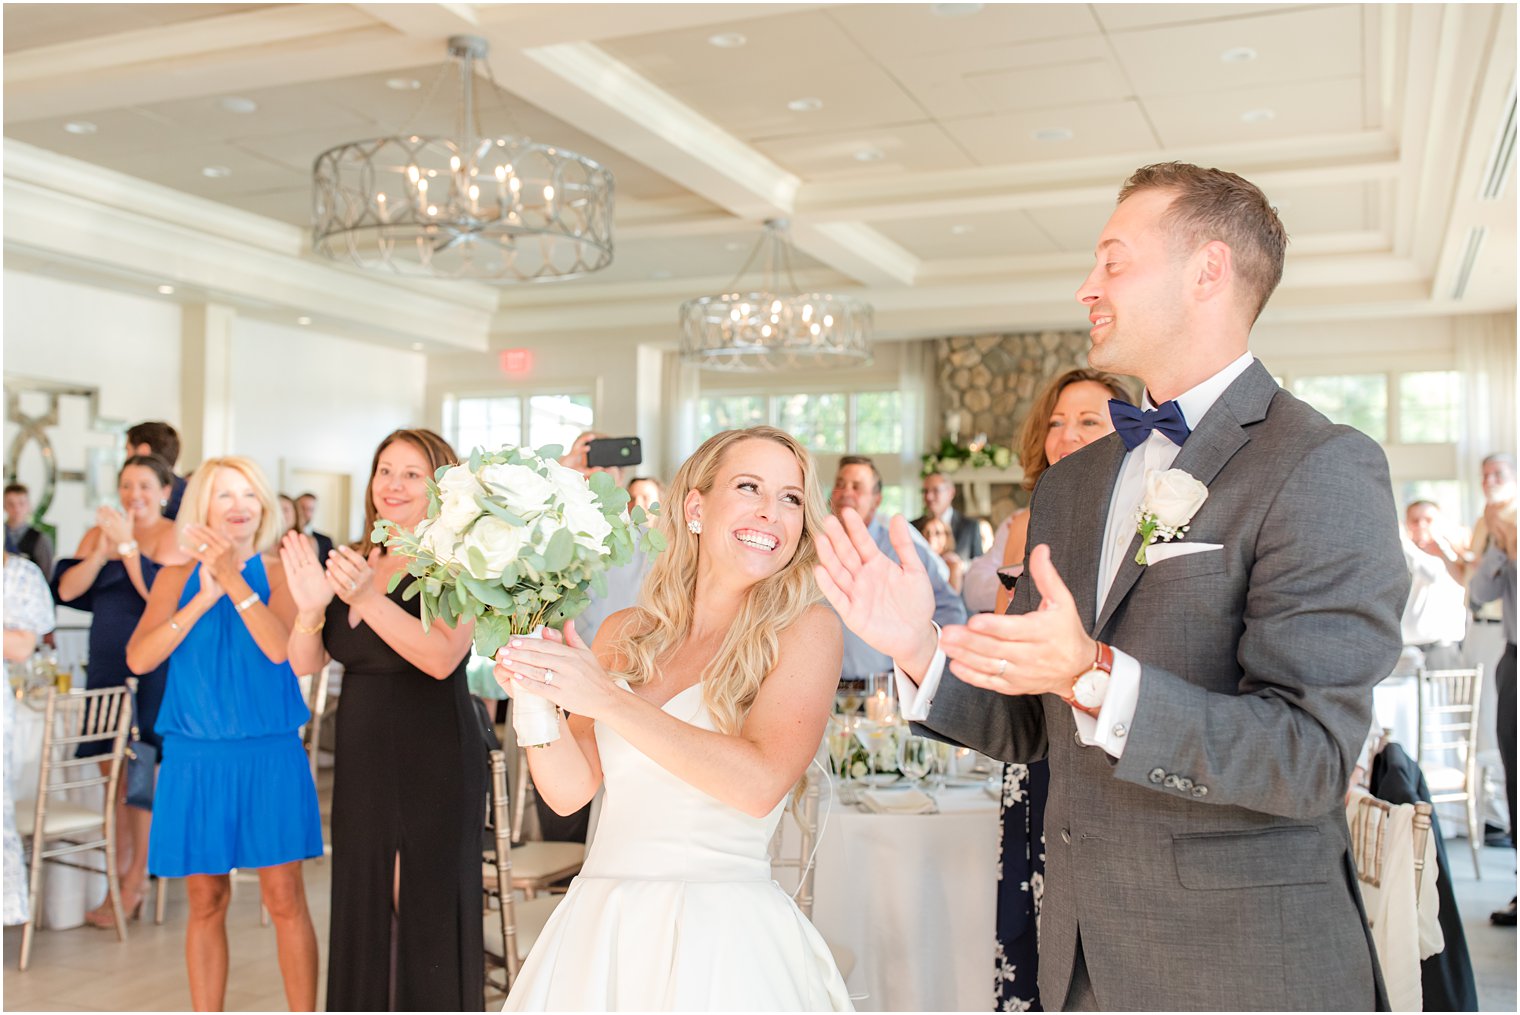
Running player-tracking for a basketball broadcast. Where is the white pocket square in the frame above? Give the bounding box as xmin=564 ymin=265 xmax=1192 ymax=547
xmin=1144 ymin=542 xmax=1223 ymax=564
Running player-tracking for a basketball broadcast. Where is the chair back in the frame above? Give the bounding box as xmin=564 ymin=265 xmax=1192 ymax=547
xmin=485 ymin=749 xmax=522 ymax=986
xmin=1349 ymin=792 xmax=1435 ymax=901
xmin=1416 ymin=666 xmax=1483 ymax=797
xmin=768 ymin=762 xmax=825 ymax=919
xmin=29 ymin=685 xmax=132 ymax=813
xmin=302 ymin=664 xmax=331 ymax=785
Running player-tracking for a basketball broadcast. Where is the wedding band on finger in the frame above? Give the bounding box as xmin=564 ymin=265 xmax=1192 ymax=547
xmin=196 ymin=543 xmax=209 ymax=553
xmin=996 ymin=658 xmax=1008 ymax=677
xmin=544 ymin=669 xmax=555 ymax=685
xmin=347 ymin=580 xmax=358 ymax=592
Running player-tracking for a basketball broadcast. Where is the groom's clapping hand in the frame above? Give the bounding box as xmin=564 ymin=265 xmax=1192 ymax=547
xmin=814 ymin=508 xmax=940 ymax=679
xmin=940 ymin=544 xmax=1096 ymax=698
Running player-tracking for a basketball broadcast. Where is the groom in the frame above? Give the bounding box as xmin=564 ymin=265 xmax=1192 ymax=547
xmin=817 ymin=163 xmax=1407 ymax=1011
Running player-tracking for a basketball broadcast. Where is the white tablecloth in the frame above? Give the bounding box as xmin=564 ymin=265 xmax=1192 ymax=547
xmin=8 ymin=693 xmax=107 ymax=929
xmin=792 ymin=779 xmax=1000 ymax=1012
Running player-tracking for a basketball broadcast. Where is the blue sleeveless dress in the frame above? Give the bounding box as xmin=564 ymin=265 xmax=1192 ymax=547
xmin=147 ymin=556 xmax=323 ymax=877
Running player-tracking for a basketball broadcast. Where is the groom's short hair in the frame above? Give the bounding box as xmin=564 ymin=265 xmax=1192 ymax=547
xmin=1119 ymin=162 xmax=1288 ymax=324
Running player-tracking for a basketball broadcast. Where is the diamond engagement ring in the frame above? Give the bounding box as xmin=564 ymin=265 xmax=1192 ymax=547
xmin=196 ymin=543 xmax=209 ymax=553
xmin=347 ymin=580 xmax=357 ymax=592
xmin=996 ymin=658 xmax=1008 ymax=677
xmin=544 ymin=669 xmax=555 ymax=685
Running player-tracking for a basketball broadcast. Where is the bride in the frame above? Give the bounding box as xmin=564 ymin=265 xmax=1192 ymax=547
xmin=493 ymin=426 xmax=852 ymax=1011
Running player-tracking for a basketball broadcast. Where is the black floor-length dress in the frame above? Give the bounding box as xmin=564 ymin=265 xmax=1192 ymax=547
xmin=323 ymin=583 xmax=486 ymax=1012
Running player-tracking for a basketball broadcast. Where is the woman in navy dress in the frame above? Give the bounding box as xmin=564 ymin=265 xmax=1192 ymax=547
xmin=284 ymin=429 xmax=485 ymax=1012
xmin=993 ymin=370 xmax=1131 ymax=1011
xmin=127 ymin=456 xmax=322 ymax=1012
xmin=53 ymin=454 xmax=185 ymax=927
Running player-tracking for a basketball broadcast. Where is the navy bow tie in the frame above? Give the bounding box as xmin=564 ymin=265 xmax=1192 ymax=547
xmin=1109 ymin=399 xmax=1191 ymax=451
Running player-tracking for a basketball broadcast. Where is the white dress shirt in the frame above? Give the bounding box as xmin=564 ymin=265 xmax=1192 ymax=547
xmin=899 ymin=352 xmax=1256 ymax=760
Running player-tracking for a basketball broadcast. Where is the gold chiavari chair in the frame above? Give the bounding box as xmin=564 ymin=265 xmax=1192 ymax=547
xmin=15 ymin=685 xmax=132 ymax=970
xmin=503 ymin=746 xmax=585 ymax=898
xmin=1351 ymin=793 xmax=1436 ymax=902
xmin=1416 ymin=666 xmax=1484 ymax=878
xmin=768 ymin=761 xmax=855 ymax=981
xmin=483 ymin=749 xmax=562 ymax=999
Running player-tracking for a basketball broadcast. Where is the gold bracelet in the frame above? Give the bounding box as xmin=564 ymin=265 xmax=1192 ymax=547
xmin=294 ymin=615 xmax=326 ymax=635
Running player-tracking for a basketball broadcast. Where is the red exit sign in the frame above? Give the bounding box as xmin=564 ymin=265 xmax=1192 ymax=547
xmin=498 ymin=348 xmax=534 ymax=376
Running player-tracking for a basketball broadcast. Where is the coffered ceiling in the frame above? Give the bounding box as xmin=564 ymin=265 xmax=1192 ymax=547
xmin=3 ymin=2 xmax=1514 ymax=349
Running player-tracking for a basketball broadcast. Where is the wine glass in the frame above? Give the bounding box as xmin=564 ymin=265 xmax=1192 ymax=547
xmin=835 ymin=675 xmax=865 ymax=716
xmin=825 ymin=714 xmax=858 ymax=803
xmin=897 ymin=734 xmax=934 ymax=792
xmin=854 ymin=717 xmax=900 ymax=787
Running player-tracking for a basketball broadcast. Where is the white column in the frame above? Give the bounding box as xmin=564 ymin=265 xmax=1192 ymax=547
xmin=180 ymin=302 xmax=237 ymax=467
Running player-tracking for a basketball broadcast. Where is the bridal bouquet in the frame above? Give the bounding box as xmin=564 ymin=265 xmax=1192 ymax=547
xmin=373 ymin=444 xmax=664 ymax=744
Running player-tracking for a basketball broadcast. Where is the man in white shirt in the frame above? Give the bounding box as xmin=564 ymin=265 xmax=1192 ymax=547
xmin=911 ymin=472 xmax=982 ymax=561
xmin=1400 ymin=500 xmax=1469 ymax=670
xmin=816 ymin=163 xmax=1405 ymax=1010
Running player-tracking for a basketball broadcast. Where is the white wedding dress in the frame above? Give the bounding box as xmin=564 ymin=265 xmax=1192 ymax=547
xmin=503 ymin=681 xmax=852 ymax=1011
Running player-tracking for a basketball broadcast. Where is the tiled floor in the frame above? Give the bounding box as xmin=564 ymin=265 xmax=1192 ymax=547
xmin=3 ymin=776 xmax=1516 ymax=1012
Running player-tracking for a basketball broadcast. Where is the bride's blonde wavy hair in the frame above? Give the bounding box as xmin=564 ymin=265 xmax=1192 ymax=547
xmin=614 ymin=426 xmax=828 ymax=735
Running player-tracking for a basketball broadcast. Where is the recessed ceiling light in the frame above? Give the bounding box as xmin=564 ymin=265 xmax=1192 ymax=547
xmin=1220 ymin=47 xmax=1258 ymax=63
xmin=707 ymin=32 xmax=747 ymax=48
xmin=296 ymin=316 xmax=312 ymax=326
xmin=386 ymin=78 xmax=422 ymax=91
xmin=63 ymin=121 xmax=97 ymax=135
xmin=218 ymin=96 xmax=258 ymax=114
xmin=1241 ymin=108 xmax=1276 ymax=124
xmin=1032 ymin=127 xmax=1074 ymax=143
xmin=410 ymin=342 xmax=425 ymax=351
xmin=931 ymin=2 xmax=984 ymax=15
xmin=950 ymin=224 xmax=975 ymax=236
xmin=787 ymin=97 xmax=824 ymax=113
xmin=156 ymin=284 xmax=175 ymax=295
xmin=853 ymin=146 xmax=886 ymax=162
xmin=201 ymin=165 xmax=232 ymax=178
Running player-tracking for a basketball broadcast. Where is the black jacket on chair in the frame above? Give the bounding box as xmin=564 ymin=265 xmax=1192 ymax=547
xmin=1369 ymin=742 xmax=1480 ymax=1013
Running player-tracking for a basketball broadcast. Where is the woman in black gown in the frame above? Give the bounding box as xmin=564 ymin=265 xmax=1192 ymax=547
xmin=283 ymin=429 xmax=484 ymax=1011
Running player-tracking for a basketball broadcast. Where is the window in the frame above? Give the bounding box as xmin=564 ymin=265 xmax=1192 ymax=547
xmin=697 ymin=395 xmax=767 ymax=436
xmin=776 ymin=392 xmax=848 ymax=452
xmin=1292 ymin=374 xmax=1387 ymax=441
xmin=853 ymin=391 xmax=904 ymax=454
xmin=447 ymin=392 xmax=591 ymax=456
xmin=1400 ymin=480 xmax=1465 ymax=522
xmin=1398 ymin=371 xmax=1460 ymax=444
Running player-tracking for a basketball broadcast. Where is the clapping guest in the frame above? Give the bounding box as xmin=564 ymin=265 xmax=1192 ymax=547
xmin=126 ymin=457 xmax=321 ymax=1012
xmin=1400 ymin=500 xmax=1469 ymax=670
xmin=283 ymin=430 xmax=485 ymax=1012
xmin=921 ymin=516 xmax=967 ymax=594
xmin=53 ymin=455 xmax=186 ymax=927
xmin=125 ymin=421 xmax=187 ymax=520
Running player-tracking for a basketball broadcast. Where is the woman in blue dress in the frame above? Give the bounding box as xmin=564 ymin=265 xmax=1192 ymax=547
xmin=126 ymin=456 xmax=322 ymax=1012
xmin=53 ymin=454 xmax=185 ymax=927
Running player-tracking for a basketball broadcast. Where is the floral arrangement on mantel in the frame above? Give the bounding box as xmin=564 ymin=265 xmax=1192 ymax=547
xmin=921 ymin=435 xmax=1015 ymax=477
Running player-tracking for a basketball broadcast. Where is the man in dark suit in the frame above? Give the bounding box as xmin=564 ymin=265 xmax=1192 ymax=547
xmin=817 ymin=163 xmax=1406 ymax=1010
xmin=295 ymin=492 xmax=335 ymax=562
xmin=912 ymin=472 xmax=983 ymax=560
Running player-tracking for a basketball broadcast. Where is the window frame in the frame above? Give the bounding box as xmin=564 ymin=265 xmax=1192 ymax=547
xmin=443 ymin=383 xmax=598 ymax=457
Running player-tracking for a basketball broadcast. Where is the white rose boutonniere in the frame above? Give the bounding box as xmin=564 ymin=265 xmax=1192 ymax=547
xmin=1134 ymin=468 xmax=1209 ymax=565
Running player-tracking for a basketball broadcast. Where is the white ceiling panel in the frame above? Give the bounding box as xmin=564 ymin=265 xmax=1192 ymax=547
xmin=102 ymin=141 xmax=307 ymax=198
xmin=598 ymin=10 xmax=871 ymax=86
xmin=1109 ymin=5 xmax=1364 ymax=98
xmin=892 ymin=35 xmax=1132 ymax=121
xmin=1090 ymin=4 xmax=1314 ymax=33
xmin=1145 ymin=76 xmax=1366 ymax=148
xmin=583 ymin=229 xmax=823 ymax=285
xmin=824 ymin=3 xmax=1102 ymax=59
xmin=147 ymin=82 xmax=376 ymax=141
xmin=1270 ymin=180 xmax=1381 ymax=236
xmin=657 ymin=62 xmax=930 ymax=142
xmin=5 ymin=105 xmax=191 ymax=158
xmin=942 ymin=100 xmax=1159 ymax=165
xmin=0 ymin=3 xmax=272 ymax=52
xmin=1024 ymin=202 xmax=1122 ymax=254
xmin=874 ymin=209 xmax=1061 ymax=260
xmin=754 ymin=121 xmax=976 ymax=177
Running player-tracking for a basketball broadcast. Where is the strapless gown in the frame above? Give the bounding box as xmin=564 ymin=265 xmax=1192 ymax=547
xmin=503 ymin=681 xmax=852 ymax=1011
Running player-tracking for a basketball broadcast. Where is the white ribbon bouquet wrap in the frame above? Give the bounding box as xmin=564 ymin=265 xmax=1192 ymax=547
xmin=373 ymin=445 xmax=664 ymax=746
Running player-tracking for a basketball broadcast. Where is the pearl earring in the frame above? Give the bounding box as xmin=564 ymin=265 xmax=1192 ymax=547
xmin=687 ymin=519 xmax=702 ymax=535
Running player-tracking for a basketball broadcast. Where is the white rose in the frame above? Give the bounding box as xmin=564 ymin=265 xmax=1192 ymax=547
xmin=478 ymin=463 xmax=557 ymax=517
xmin=1142 ymin=468 xmax=1208 ymax=529
xmin=435 ymin=466 xmax=485 ymax=532
xmin=564 ymin=499 xmax=613 ymax=553
xmin=460 ymin=515 xmax=525 ymax=579
xmin=419 ymin=517 xmax=462 ymax=565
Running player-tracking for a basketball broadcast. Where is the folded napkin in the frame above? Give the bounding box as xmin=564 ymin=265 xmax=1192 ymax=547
xmin=859 ymin=787 xmax=937 ymax=815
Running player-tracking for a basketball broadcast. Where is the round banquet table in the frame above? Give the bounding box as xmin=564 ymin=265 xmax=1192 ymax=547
xmin=788 ymin=778 xmax=1000 ymax=1012
xmin=7 ymin=691 xmax=107 ymax=930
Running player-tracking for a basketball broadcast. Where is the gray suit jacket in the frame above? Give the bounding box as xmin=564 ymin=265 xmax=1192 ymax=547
xmin=918 ymin=362 xmax=1406 ymax=1011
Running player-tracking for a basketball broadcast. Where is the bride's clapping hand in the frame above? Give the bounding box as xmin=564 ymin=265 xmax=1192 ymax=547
xmin=493 ymin=621 xmax=616 ymax=719
xmin=279 ymin=530 xmax=333 ymax=614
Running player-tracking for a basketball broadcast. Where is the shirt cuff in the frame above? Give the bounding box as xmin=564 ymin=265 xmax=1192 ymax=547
xmin=895 ymin=623 xmax=945 ymax=722
xmin=1071 ymin=648 xmax=1142 ymax=758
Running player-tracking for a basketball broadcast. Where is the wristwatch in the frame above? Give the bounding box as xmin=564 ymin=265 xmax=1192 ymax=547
xmin=1066 ymin=641 xmax=1114 ymax=717
xmin=117 ymin=539 xmax=139 ymax=559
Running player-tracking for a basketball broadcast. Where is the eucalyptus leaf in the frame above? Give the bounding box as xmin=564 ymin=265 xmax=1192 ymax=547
xmin=401 ymin=578 xmax=423 ymax=601
xmin=479 ymin=497 xmax=526 ymax=527
xmin=467 ymin=545 xmax=489 ymax=578
xmin=386 ymin=570 xmax=406 ymax=594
